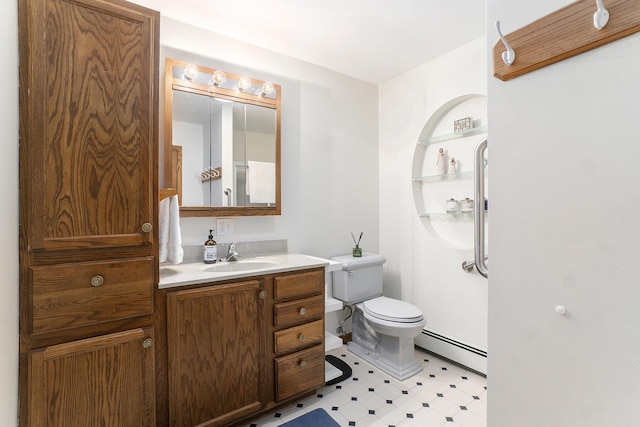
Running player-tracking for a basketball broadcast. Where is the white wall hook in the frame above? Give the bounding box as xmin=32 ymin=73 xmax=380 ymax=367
xmin=495 ymin=20 xmax=516 ymax=65
xmin=594 ymin=0 xmax=610 ymax=30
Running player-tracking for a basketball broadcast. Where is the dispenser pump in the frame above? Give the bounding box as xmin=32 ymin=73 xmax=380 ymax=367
xmin=204 ymin=229 xmax=217 ymax=264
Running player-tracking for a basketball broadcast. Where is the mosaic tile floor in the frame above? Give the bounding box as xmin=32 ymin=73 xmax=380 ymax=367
xmin=243 ymin=344 xmax=487 ymax=427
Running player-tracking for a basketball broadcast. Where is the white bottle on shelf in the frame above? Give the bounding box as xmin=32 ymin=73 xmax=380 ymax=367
xmin=436 ymin=148 xmax=447 ymax=175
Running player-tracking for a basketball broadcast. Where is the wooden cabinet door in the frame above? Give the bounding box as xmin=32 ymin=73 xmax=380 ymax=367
xmin=27 ymin=328 xmax=156 ymax=426
xmin=167 ymin=280 xmax=266 ymax=427
xmin=19 ymin=0 xmax=159 ymax=251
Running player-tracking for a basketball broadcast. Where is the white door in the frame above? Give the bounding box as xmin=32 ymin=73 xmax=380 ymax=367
xmin=488 ymin=1 xmax=640 ymax=425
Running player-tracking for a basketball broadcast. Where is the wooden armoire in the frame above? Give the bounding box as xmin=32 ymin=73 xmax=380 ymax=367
xmin=18 ymin=0 xmax=159 ymax=425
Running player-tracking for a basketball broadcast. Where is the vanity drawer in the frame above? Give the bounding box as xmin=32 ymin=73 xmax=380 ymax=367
xmin=273 ymin=269 xmax=323 ymax=300
xmin=274 ymin=319 xmax=324 ymax=354
xmin=30 ymin=257 xmax=154 ymax=334
xmin=273 ymin=295 xmax=324 ymax=327
xmin=275 ymin=344 xmax=325 ymax=402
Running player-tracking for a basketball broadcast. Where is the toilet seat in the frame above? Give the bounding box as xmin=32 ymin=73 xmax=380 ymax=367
xmin=363 ymin=296 xmax=424 ymax=323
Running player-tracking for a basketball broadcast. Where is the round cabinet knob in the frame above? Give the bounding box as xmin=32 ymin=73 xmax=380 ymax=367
xmin=142 ymin=223 xmax=152 ymax=233
xmin=298 ymin=334 xmax=306 ymax=342
xmin=299 ymin=307 xmax=307 ymax=316
xmin=259 ymin=290 xmax=267 ymax=300
xmin=299 ymin=360 xmax=307 ymax=368
xmin=555 ymin=305 xmax=567 ymax=315
xmin=91 ymin=275 xmax=104 ymax=287
xmin=143 ymin=338 xmax=153 ymax=349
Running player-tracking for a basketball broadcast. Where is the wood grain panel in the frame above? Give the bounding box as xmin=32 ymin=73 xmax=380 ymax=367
xmin=30 ymin=257 xmax=154 ymax=334
xmin=273 ymin=268 xmax=323 ymax=301
xmin=167 ymin=281 xmax=265 ymax=427
xmin=23 ymin=0 xmax=156 ymax=251
xmin=171 ymin=145 xmax=183 ymax=205
xmin=274 ymin=319 xmax=324 ymax=354
xmin=274 ymin=345 xmax=325 ymax=402
xmin=273 ymin=295 xmax=324 ymax=327
xmin=493 ymin=0 xmax=640 ymax=81
xmin=28 ymin=328 xmax=156 ymax=426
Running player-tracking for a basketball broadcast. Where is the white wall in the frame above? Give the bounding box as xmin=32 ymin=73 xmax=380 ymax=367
xmin=174 ymin=121 xmax=206 ymax=206
xmin=1 ymin=0 xmax=19 ymax=424
xmin=378 ymin=37 xmax=488 ymax=368
xmin=488 ymin=0 xmax=640 ymax=425
xmin=160 ymin=17 xmax=380 ymax=259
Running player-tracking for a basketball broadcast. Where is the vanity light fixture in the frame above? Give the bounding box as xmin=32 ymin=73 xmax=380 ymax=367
xmin=208 ymin=69 xmax=227 ymax=86
xmin=237 ymin=76 xmax=252 ymax=92
xmin=257 ymin=81 xmax=275 ymax=97
xmin=183 ymin=63 xmax=199 ymax=81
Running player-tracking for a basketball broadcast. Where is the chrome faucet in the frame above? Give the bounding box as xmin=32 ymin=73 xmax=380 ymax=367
xmin=226 ymin=242 xmax=240 ymax=262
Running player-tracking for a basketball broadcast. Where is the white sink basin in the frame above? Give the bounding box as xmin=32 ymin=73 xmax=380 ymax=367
xmin=203 ymin=260 xmax=279 ymax=273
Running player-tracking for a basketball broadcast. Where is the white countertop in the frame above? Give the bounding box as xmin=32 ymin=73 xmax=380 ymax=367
xmin=159 ymin=253 xmax=336 ymax=289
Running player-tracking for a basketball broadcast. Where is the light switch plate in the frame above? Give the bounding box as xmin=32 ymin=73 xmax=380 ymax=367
xmin=216 ymin=218 xmax=234 ymax=236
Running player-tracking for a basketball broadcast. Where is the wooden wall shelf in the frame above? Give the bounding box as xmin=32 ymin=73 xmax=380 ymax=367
xmin=493 ymin=0 xmax=640 ymax=81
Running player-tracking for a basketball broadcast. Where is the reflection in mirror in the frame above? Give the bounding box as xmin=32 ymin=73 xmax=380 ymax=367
xmin=164 ymin=58 xmax=281 ymax=217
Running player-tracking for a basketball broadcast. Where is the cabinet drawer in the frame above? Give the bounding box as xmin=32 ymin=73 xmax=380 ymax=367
xmin=275 ymin=344 xmax=325 ymax=402
xmin=30 ymin=257 xmax=154 ymax=334
xmin=274 ymin=295 xmax=324 ymax=327
xmin=274 ymin=319 xmax=324 ymax=354
xmin=273 ymin=269 xmax=323 ymax=300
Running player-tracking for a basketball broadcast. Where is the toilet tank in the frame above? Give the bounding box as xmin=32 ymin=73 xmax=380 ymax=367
xmin=331 ymin=253 xmax=386 ymax=304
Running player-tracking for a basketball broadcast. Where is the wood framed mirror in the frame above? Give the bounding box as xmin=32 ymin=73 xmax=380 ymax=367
xmin=164 ymin=58 xmax=281 ymax=217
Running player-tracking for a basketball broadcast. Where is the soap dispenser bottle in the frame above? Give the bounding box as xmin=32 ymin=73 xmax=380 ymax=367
xmin=204 ymin=230 xmax=217 ymax=264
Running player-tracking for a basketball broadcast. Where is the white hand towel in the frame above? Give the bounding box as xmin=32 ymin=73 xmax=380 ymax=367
xmin=159 ymin=197 xmax=170 ymax=262
xmin=159 ymin=195 xmax=183 ymax=264
xmin=247 ymin=161 xmax=276 ymax=204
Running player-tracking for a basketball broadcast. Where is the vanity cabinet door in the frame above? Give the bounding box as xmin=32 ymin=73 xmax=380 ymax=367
xmin=167 ymin=280 xmax=266 ymax=427
xmin=20 ymin=0 xmax=159 ymax=252
xmin=27 ymin=328 xmax=156 ymax=427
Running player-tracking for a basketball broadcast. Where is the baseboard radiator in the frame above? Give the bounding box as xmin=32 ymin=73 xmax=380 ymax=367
xmin=417 ymin=328 xmax=487 ymax=375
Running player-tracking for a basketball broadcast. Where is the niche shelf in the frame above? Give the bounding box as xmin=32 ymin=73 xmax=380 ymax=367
xmin=418 ymin=125 xmax=488 ymax=146
xmin=413 ymin=171 xmax=474 ymax=184
xmin=411 ymin=94 xmax=487 ymax=249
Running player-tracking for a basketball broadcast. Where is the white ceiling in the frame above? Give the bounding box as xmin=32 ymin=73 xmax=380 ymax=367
xmin=129 ymin=0 xmax=486 ymax=84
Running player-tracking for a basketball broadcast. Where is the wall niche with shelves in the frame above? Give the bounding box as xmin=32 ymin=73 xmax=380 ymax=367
xmin=412 ymin=94 xmax=487 ymax=249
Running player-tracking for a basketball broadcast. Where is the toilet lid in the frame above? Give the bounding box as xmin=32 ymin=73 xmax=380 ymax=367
xmin=363 ymin=296 xmax=424 ymax=323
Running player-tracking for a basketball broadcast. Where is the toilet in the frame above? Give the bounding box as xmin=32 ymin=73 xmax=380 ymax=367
xmin=331 ymin=253 xmax=426 ymax=380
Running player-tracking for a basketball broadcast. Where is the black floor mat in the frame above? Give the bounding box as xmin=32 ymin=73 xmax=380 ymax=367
xmin=325 ymin=354 xmax=353 ymax=385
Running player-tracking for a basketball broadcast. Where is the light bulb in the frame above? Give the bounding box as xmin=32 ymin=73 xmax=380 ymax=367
xmin=260 ymin=81 xmax=275 ymax=96
xmin=183 ymin=64 xmax=198 ymax=81
xmin=238 ymin=76 xmax=252 ymax=92
xmin=210 ymin=70 xmax=226 ymax=86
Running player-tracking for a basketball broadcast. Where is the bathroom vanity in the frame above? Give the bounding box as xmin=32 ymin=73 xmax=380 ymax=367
xmin=155 ymin=255 xmax=329 ymax=426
